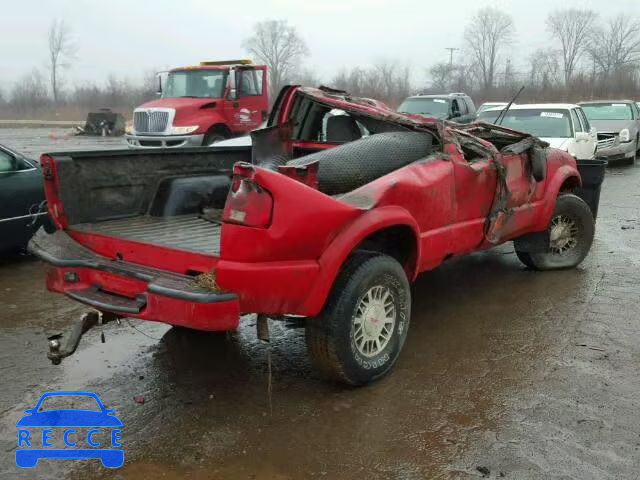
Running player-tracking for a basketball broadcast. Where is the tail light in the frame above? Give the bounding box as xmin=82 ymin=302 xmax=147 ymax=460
xmin=40 ymin=154 xmax=67 ymax=229
xmin=223 ymin=176 xmax=273 ymax=228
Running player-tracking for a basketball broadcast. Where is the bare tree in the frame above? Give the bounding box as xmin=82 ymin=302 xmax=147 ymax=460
xmin=546 ymin=9 xmax=596 ymax=86
xmin=588 ymin=14 xmax=640 ymax=78
xmin=242 ymin=19 xmax=309 ymax=100
xmin=10 ymin=69 xmax=49 ymax=115
xmin=464 ymin=7 xmax=514 ymax=90
xmin=529 ymin=48 xmax=562 ymax=88
xmin=290 ymin=68 xmax=322 ymax=87
xmin=329 ymin=62 xmax=411 ymax=106
xmin=47 ymin=19 xmax=75 ymax=103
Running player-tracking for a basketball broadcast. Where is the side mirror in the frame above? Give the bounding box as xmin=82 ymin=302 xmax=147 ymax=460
xmin=530 ymin=146 xmax=547 ymax=182
xmin=156 ymin=75 xmax=162 ymax=96
xmin=575 ymin=131 xmax=590 ymax=142
xmin=227 ymin=88 xmax=237 ymax=101
xmin=589 ymin=127 xmax=597 ymax=135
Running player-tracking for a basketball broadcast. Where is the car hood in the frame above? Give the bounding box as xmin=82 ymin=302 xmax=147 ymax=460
xmin=16 ymin=410 xmax=123 ymax=427
xmin=540 ymin=137 xmax=571 ymax=150
xmin=139 ymin=97 xmax=221 ymax=110
xmin=588 ymin=119 xmax=635 ymax=133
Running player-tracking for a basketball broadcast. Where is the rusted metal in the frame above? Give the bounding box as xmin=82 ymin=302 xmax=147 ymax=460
xmin=47 ymin=310 xmax=119 ymax=365
xmin=257 ymin=314 xmax=270 ymax=342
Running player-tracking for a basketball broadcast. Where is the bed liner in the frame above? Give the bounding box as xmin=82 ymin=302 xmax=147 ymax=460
xmin=71 ymin=214 xmax=221 ymax=257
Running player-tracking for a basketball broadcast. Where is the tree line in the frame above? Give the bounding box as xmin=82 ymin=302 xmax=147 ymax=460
xmin=430 ymin=8 xmax=640 ymax=104
xmin=2 ymin=9 xmax=639 ymax=120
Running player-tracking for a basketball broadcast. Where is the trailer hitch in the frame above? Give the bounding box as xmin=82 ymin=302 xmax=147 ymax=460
xmin=47 ymin=311 xmax=119 ymax=365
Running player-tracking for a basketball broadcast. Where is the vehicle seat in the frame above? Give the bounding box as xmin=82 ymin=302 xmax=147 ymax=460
xmin=212 ymin=79 xmax=222 ymax=97
xmin=326 ymin=115 xmax=362 ymax=143
xmin=194 ymin=77 xmax=209 ymax=97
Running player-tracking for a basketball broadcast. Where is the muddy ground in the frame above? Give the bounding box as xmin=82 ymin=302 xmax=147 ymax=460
xmin=0 ymin=130 xmax=639 ymax=479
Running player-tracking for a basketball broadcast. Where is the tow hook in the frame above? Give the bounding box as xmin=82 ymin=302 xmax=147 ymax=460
xmin=47 ymin=311 xmax=119 ymax=365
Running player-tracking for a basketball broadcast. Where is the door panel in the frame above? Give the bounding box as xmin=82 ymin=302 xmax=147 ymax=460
xmin=451 ymin=150 xmax=497 ymax=254
xmin=570 ymin=108 xmax=593 ymax=160
xmin=0 ymin=156 xmax=45 ymax=250
xmin=233 ymin=66 xmax=268 ymax=134
xmin=485 ymin=152 xmax=537 ymax=244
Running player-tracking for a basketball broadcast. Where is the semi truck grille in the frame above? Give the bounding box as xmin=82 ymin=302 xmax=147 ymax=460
xmin=134 ymin=110 xmax=170 ymax=133
xmin=597 ymin=133 xmax=616 ymax=150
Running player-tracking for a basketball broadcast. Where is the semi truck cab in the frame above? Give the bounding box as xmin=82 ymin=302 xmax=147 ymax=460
xmin=125 ymin=60 xmax=268 ymax=148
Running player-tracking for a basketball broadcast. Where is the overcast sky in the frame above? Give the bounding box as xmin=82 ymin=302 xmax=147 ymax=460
xmin=2 ymin=0 xmax=639 ymax=92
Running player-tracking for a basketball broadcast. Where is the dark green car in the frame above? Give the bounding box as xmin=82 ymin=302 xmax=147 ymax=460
xmin=0 ymin=145 xmax=49 ymax=251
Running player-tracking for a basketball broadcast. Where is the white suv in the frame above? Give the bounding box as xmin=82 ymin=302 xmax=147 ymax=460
xmin=477 ymin=103 xmax=597 ymax=160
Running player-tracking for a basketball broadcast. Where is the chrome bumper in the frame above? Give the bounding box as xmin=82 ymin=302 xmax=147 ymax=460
xmin=125 ymin=134 xmax=204 ymax=148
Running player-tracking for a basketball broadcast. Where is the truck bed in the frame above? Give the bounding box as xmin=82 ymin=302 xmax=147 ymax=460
xmin=72 ymin=214 xmax=221 ymax=256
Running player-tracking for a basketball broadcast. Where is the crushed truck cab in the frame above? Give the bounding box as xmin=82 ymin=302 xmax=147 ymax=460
xmin=31 ymin=86 xmax=600 ymax=385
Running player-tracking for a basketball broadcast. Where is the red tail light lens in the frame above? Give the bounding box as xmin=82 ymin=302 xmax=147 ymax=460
xmin=223 ymin=177 xmax=273 ymax=228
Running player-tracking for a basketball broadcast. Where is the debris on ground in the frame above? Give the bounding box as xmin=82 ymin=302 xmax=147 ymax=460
xmin=133 ymin=395 xmax=145 ymax=405
xmin=576 ymin=343 xmax=606 ymax=352
xmin=476 ymin=466 xmax=490 ymax=476
xmin=194 ymin=271 xmax=220 ymax=292
xmin=75 ymin=109 xmax=125 ymax=136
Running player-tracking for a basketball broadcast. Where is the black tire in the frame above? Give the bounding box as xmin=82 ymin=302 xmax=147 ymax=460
xmin=514 ymin=249 xmax=536 ymax=269
xmin=287 ymin=132 xmax=433 ymax=195
xmin=203 ymin=132 xmax=227 ymax=146
xmin=305 ymin=253 xmax=411 ymax=386
xmin=514 ymin=193 xmax=594 ymax=270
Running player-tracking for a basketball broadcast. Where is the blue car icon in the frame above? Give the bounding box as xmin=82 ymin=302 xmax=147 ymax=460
xmin=16 ymin=391 xmax=123 ymax=468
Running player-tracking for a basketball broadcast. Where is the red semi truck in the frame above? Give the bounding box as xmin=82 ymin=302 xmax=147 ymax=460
xmin=32 ymin=86 xmax=601 ymax=385
xmin=125 ymin=60 xmax=268 ymax=148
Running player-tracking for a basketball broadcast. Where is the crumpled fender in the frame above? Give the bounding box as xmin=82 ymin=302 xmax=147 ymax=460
xmin=536 ymin=164 xmax=582 ymax=231
xmin=300 ymin=205 xmax=421 ymax=316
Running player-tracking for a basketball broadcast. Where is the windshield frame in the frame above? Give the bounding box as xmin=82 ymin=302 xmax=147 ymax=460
xmin=580 ymin=103 xmax=634 ymax=121
xmin=163 ymin=69 xmax=229 ymax=99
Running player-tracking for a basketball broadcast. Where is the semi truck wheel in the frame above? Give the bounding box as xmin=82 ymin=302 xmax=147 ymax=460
xmin=514 ymin=193 xmax=594 ymax=270
xmin=305 ymin=253 xmax=411 ymax=386
xmin=203 ymin=132 xmax=226 ymax=146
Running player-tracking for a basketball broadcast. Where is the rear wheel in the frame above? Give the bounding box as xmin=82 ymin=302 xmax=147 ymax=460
xmin=305 ymin=253 xmax=411 ymax=386
xmin=514 ymin=193 xmax=594 ymax=270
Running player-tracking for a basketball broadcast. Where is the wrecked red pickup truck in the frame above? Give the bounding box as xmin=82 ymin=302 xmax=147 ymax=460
xmin=30 ymin=86 xmax=600 ymax=385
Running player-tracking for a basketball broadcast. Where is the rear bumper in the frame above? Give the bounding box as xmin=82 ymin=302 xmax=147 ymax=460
xmin=125 ymin=133 xmax=204 ymax=148
xmin=29 ymin=229 xmax=239 ymax=331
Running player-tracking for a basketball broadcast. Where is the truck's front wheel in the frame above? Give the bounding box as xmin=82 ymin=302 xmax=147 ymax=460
xmin=203 ymin=132 xmax=226 ymax=146
xmin=305 ymin=254 xmax=411 ymax=386
xmin=514 ymin=193 xmax=594 ymax=270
